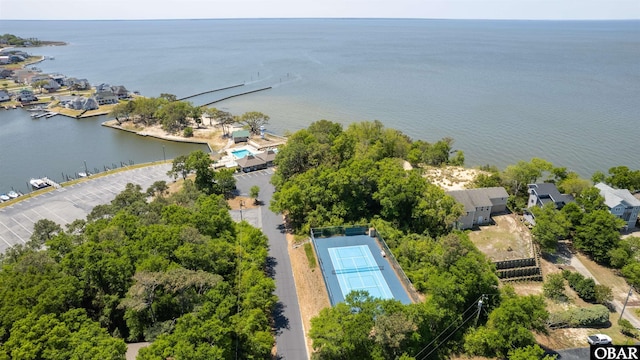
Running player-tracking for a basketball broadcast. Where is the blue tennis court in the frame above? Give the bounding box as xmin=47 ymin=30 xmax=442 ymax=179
xmin=312 ymin=233 xmax=412 ymax=306
xmin=328 ymin=245 xmax=394 ymax=300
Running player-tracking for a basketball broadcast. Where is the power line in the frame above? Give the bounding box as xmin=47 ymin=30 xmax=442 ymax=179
xmin=412 ymin=295 xmax=484 ymax=360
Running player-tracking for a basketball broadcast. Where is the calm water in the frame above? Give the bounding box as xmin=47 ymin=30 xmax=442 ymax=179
xmin=1 ymin=19 xmax=639 ymax=193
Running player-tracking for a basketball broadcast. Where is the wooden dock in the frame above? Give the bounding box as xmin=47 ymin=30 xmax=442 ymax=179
xmin=176 ymin=84 xmax=245 ymax=101
xmin=199 ymin=87 xmax=272 ymax=107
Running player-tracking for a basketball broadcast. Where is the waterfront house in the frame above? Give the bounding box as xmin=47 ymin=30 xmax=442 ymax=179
xmin=111 ymin=85 xmax=129 ymax=99
xmin=447 ymin=187 xmax=509 ymax=229
xmin=94 ymin=91 xmax=119 ymax=105
xmin=29 ymin=74 xmax=50 ymax=85
xmin=65 ymin=78 xmax=91 ymax=91
xmin=527 ymin=183 xmax=574 ymax=210
xmin=51 ymin=74 xmax=66 ymax=85
xmin=232 ymin=130 xmax=250 ymax=143
xmin=13 ymin=69 xmax=36 ymax=84
xmin=61 ymin=96 xmax=98 ymax=110
xmin=42 ymin=79 xmax=61 ymax=93
xmin=595 ymin=182 xmax=640 ymax=230
xmin=0 ymin=56 xmax=10 ymax=65
xmin=0 ymin=69 xmax=12 ymax=79
xmin=0 ymin=90 xmax=10 ymax=102
xmin=16 ymin=89 xmax=37 ymax=103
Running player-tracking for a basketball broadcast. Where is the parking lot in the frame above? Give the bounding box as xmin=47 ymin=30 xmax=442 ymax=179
xmin=0 ymin=163 xmax=173 ymax=253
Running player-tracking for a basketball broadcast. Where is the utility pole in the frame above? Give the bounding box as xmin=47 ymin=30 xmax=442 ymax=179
xmin=620 ymin=286 xmax=633 ymax=321
xmin=475 ymin=296 xmax=485 ymax=327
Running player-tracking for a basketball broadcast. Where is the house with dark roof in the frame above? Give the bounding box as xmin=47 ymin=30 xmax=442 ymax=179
xmin=236 ymin=150 xmax=278 ymax=173
xmin=110 ymin=85 xmax=129 ymax=99
xmin=0 ymin=90 xmax=10 ymax=102
xmin=16 ymin=89 xmax=37 ymax=103
xmin=232 ymin=130 xmax=250 ymax=143
xmin=527 ymin=183 xmax=574 ymax=210
xmin=42 ymin=79 xmax=61 ymax=93
xmin=447 ymin=187 xmax=509 ymax=229
xmin=595 ymin=182 xmax=640 ymax=230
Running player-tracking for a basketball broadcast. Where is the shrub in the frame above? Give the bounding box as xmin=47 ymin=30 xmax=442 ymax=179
xmin=543 ymin=273 xmax=567 ymax=301
xmin=183 ymin=126 xmax=193 ymax=137
xmin=549 ymin=305 xmax=610 ymax=328
xmin=563 ymin=271 xmax=596 ymax=302
xmin=594 ymin=284 xmax=614 ymax=304
xmin=619 ymin=318 xmax=638 ymax=338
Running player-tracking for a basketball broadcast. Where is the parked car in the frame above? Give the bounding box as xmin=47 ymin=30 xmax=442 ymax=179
xmin=587 ymin=334 xmax=612 ymax=345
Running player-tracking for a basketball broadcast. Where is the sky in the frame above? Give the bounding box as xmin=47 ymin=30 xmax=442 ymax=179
xmin=1 ymin=0 xmax=639 ymax=20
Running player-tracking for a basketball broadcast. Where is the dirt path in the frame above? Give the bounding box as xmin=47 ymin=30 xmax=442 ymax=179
xmin=287 ymin=234 xmax=330 ymax=357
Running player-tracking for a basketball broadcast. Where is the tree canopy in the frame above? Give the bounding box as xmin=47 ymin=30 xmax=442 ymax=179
xmin=0 ymin=166 xmax=274 ymax=359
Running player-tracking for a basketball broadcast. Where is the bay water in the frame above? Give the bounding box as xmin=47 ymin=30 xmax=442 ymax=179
xmin=1 ymin=19 xmax=638 ymax=194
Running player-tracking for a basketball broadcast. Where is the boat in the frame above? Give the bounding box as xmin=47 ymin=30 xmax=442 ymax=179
xmin=0 ymin=194 xmax=9 ymax=202
xmin=45 ymin=112 xmax=57 ymax=118
xmin=7 ymin=191 xmax=19 ymax=199
xmin=30 ymin=178 xmax=50 ymax=190
xmin=78 ymin=172 xmax=91 ymax=178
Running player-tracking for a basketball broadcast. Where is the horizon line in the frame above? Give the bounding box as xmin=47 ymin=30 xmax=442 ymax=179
xmin=2 ymin=17 xmax=639 ymax=22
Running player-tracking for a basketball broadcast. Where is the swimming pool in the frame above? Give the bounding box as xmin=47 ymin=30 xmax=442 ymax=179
xmin=231 ymin=149 xmax=254 ymax=159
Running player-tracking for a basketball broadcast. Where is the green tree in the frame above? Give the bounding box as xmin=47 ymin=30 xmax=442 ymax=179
xmin=186 ymin=150 xmax=214 ymax=194
xmin=606 ymin=166 xmax=640 ymax=192
xmin=574 ymin=210 xmax=624 ymax=264
xmin=502 ymin=158 xmax=553 ymax=196
xmin=168 ymin=154 xmax=190 ymax=180
xmin=146 ymin=180 xmax=168 ymax=198
xmin=508 ymin=344 xmax=557 ymax=360
xmin=183 ymin=126 xmax=194 ymax=137
xmin=29 ymin=219 xmax=62 ymax=249
xmin=464 ymin=292 xmax=548 ymax=358
xmin=250 ymin=185 xmax=260 ymax=205
xmin=530 ymin=203 xmax=570 ymax=252
xmin=543 ymin=273 xmax=566 ymax=301
xmin=576 ymin=186 xmax=607 ymax=213
xmin=2 ymin=309 xmax=127 ymax=360
xmin=238 ymin=111 xmax=269 ymax=134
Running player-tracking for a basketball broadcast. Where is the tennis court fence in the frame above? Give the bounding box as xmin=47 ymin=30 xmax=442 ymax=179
xmin=311 ymin=225 xmax=421 ymax=304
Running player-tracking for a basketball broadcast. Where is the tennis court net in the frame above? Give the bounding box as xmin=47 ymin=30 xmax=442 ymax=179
xmin=332 ymin=265 xmax=384 ymax=275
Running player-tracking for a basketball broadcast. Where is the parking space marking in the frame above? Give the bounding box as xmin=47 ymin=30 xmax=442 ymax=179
xmin=0 ymin=234 xmax=13 ymax=247
xmin=11 ymin=218 xmax=33 ymax=235
xmin=21 ymin=213 xmax=36 ymax=224
xmin=64 ymin=197 xmax=78 ymax=206
xmin=41 ymin=205 xmax=70 ymax=224
xmin=0 ymin=221 xmax=26 ymax=244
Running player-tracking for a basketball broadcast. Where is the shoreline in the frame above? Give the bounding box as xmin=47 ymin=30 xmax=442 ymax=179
xmin=101 ymin=120 xmax=216 ymax=153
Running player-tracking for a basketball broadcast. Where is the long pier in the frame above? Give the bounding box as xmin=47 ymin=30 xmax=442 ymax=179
xmin=176 ymin=84 xmax=245 ymax=101
xmin=199 ymin=87 xmax=273 ymax=107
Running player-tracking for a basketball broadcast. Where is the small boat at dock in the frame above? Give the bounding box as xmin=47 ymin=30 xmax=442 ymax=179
xmin=0 ymin=194 xmax=9 ymax=202
xmin=30 ymin=178 xmax=50 ymax=190
xmin=7 ymin=191 xmax=20 ymax=199
xmin=45 ymin=112 xmax=58 ymax=118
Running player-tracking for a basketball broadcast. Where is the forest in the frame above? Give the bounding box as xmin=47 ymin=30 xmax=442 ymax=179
xmin=0 ymin=167 xmax=275 ymax=359
xmin=270 ymin=119 xmax=639 ymax=359
xmin=268 ymin=120 xmax=557 ymax=359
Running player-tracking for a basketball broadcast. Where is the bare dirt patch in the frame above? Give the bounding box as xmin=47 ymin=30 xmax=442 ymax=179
xmin=227 ymin=196 xmax=259 ymax=210
xmin=287 ymin=233 xmax=330 ymax=357
xmin=468 ymin=214 xmax=534 ymax=261
xmin=423 ymin=166 xmax=485 ymax=191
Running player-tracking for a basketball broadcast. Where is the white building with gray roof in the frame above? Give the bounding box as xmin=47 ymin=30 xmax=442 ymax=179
xmin=595 ymin=182 xmax=640 ymax=230
xmin=447 ymin=187 xmax=509 ymax=229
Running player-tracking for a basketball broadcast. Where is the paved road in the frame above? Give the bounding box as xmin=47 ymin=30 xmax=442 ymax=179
xmin=0 ymin=163 xmax=173 ymax=252
xmin=568 ymin=253 xmax=640 ymax=329
xmin=233 ymin=169 xmax=308 ymax=360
